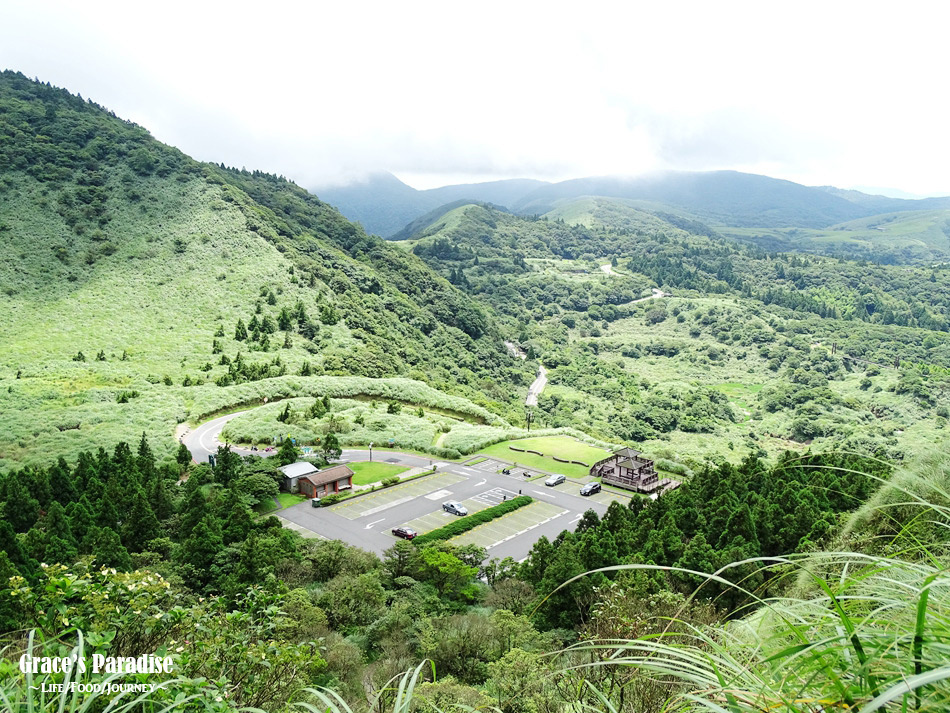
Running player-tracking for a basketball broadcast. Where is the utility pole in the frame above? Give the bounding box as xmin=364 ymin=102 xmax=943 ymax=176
xmin=369 ymin=442 xmax=373 ymax=462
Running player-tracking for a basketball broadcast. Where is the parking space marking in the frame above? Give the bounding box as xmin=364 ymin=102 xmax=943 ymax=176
xmin=471 ymin=487 xmax=519 ymax=507
xmin=330 ymin=472 xmax=465 ymax=519
xmin=402 ymin=509 xmax=456 ymax=534
xmin=360 ymin=496 xmax=415 ymax=517
xmin=426 ymin=489 xmax=453 ymax=500
xmin=449 ymin=501 xmax=568 ymax=549
xmin=587 ymin=489 xmax=631 ymax=506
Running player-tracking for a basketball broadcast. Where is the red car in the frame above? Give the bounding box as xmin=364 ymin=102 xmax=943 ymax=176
xmin=392 ymin=526 xmax=417 ymax=540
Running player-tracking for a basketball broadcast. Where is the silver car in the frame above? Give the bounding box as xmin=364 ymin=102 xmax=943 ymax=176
xmin=544 ymin=474 xmax=566 ymax=487
xmin=442 ymin=501 xmax=468 ymax=516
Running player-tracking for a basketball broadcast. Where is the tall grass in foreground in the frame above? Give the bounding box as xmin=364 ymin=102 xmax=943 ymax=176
xmin=547 ymin=454 xmax=950 ymax=712
xmin=553 ymin=553 xmax=950 ymax=712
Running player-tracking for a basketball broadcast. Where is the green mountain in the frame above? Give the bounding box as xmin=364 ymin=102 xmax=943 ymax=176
xmin=0 ymin=72 xmax=525 ymax=467
xmin=403 ymin=202 xmax=950 ymax=465
xmin=510 ymin=170 xmax=875 ymax=227
xmin=2 ymin=72 xmax=950 ymax=713
xmin=313 ymin=172 xmax=547 ymax=237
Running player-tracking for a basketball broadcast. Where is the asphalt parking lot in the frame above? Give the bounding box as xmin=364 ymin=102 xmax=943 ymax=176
xmin=277 ymin=451 xmax=634 ymax=561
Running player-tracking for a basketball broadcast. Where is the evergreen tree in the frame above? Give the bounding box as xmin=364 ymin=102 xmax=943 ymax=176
xmin=278 ymin=306 xmax=292 ymax=331
xmin=213 ymin=446 xmax=243 ymax=487
xmin=96 ymin=496 xmax=120 ymax=531
xmin=235 ymin=318 xmax=248 ymax=341
xmin=66 ymin=499 xmax=94 ymax=543
xmin=0 ymin=476 xmax=41 ymax=532
xmin=277 ymin=437 xmax=299 ymax=466
xmin=176 ymin=441 xmax=192 ymax=468
xmin=178 ymin=486 xmax=210 ymax=539
xmin=180 ymin=515 xmax=224 ymax=589
xmin=150 ymin=476 xmax=174 ymax=522
xmin=222 ymin=498 xmax=253 ymax=545
xmin=41 ymin=501 xmax=77 ymax=550
xmin=122 ymin=486 xmax=160 ymax=552
xmin=88 ymin=526 xmax=132 ymax=571
xmin=321 ymin=432 xmax=341 ymax=461
xmin=49 ymin=456 xmax=78 ymax=505
xmin=136 ymin=432 xmax=156 ymax=485
xmin=0 ymin=520 xmax=35 ymax=576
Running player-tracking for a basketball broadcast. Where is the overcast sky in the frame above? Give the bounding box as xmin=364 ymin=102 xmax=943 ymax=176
xmin=3 ymin=0 xmax=949 ymax=196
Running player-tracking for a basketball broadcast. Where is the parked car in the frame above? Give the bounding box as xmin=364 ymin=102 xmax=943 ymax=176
xmin=580 ymin=481 xmax=601 ymax=496
xmin=392 ymin=526 xmax=417 ymax=540
xmin=442 ymin=501 xmax=468 ymax=516
xmin=544 ymin=474 xmax=566 ymax=487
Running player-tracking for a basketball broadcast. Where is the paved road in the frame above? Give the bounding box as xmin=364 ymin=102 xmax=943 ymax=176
xmin=525 ymin=366 xmax=548 ymax=406
xmin=183 ymin=411 xmax=253 ymax=463
xmin=277 ymin=455 xmax=614 ymax=561
xmin=184 ymin=409 xmax=620 ymax=562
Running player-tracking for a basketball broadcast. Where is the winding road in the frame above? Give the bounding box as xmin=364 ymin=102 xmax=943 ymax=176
xmin=525 ymin=365 xmax=548 ymax=406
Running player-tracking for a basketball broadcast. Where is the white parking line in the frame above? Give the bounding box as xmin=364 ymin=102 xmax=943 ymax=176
xmin=486 ymin=509 xmax=567 ymax=549
xmin=359 ymin=496 xmax=416 ymax=517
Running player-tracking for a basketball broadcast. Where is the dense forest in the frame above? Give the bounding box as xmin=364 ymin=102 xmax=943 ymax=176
xmin=0 ymin=439 xmax=894 ymax=711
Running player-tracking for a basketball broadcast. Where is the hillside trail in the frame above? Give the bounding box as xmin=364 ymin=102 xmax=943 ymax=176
xmin=526 ymin=365 xmax=548 ymax=406
xmin=600 ymin=263 xmax=621 ymax=276
xmin=631 ymin=287 xmax=670 ymax=303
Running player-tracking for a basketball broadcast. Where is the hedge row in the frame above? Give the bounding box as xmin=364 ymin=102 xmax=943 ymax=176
xmin=414 ymin=496 xmax=533 ymax=544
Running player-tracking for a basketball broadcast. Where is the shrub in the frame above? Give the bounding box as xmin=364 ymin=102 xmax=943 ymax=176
xmin=381 ymin=476 xmax=401 ymax=487
xmin=414 ymin=496 xmax=533 ymax=544
xmin=318 ymin=493 xmax=345 ymax=507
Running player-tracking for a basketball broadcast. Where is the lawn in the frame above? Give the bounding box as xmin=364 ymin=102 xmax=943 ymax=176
xmin=255 ymin=492 xmax=306 ymax=514
xmin=347 ymin=460 xmax=411 ymax=485
xmin=477 ymin=436 xmax=611 ymax=479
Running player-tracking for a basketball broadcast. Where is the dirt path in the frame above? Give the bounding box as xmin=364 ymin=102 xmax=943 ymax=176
xmin=526 ymin=365 xmax=548 ymax=406
xmin=505 ymin=340 xmax=527 ymax=359
xmin=631 ymin=287 xmax=670 ymax=303
xmin=600 ymin=263 xmax=621 ymax=276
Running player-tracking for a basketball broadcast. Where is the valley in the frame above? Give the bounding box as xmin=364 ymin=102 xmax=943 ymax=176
xmin=2 ymin=70 xmax=950 ymax=713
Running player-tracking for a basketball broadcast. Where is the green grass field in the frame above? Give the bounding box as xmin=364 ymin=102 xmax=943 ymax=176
xmin=477 ymin=436 xmax=611 ymax=478
xmin=348 ymin=460 xmax=410 ymax=485
xmin=255 ymin=492 xmax=306 ymax=514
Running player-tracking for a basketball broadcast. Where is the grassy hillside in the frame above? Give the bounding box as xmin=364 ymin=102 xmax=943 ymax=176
xmin=722 ymin=208 xmax=950 ymax=263
xmin=0 ymin=72 xmax=528 ymax=468
xmin=404 ymin=203 xmax=950 ymax=467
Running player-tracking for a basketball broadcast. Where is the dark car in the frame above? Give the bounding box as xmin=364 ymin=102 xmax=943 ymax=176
xmin=580 ymin=482 xmax=601 ymax=496
xmin=442 ymin=501 xmax=468 ymax=516
xmin=392 ymin=526 xmax=418 ymax=540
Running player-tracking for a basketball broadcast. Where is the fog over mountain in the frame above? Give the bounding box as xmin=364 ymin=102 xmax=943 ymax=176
xmin=315 ymin=170 xmax=950 ymax=238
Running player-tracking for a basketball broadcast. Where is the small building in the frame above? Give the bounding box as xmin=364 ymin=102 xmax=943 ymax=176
xmin=590 ymin=447 xmax=680 ymax=495
xmin=297 ymin=465 xmax=354 ymax=499
xmin=278 ymin=461 xmax=320 ymax=493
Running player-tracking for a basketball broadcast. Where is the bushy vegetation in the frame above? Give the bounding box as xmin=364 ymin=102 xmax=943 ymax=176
xmin=405 ymin=203 xmax=950 ymax=465
xmin=5 ymin=438 xmax=947 ymax=712
xmin=413 ymin=496 xmax=533 ymax=544
xmin=0 ymin=72 xmax=531 ymax=470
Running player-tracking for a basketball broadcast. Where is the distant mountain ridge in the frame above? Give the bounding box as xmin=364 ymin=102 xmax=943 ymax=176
xmin=313 ymin=173 xmax=547 ymax=237
xmin=316 ymin=169 xmax=950 ymax=238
